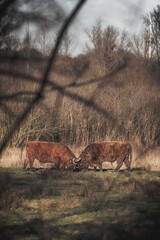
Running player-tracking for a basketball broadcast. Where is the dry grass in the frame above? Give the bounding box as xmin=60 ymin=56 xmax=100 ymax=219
xmin=0 ymin=173 xmax=23 ymax=210
xmin=131 ymin=143 xmax=160 ymax=171
xmin=24 ymin=198 xmax=59 ymax=210
xmin=116 ymin=177 xmax=160 ymax=202
xmin=0 ymin=168 xmax=160 ymax=240
xmin=103 ymin=177 xmax=113 ymax=192
xmin=116 ymin=177 xmax=143 ymax=200
xmin=24 ymin=196 xmax=80 ymax=211
xmin=141 ymin=179 xmax=160 ymax=197
xmin=0 ymin=147 xmax=56 ymax=169
xmin=0 ymin=147 xmax=24 ymax=168
xmin=0 ymin=144 xmax=160 ymax=171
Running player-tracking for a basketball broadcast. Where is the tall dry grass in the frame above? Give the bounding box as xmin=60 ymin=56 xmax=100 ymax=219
xmin=0 ymin=144 xmax=160 ymax=170
xmin=0 ymin=147 xmax=24 ymax=168
xmin=39 ymin=53 xmax=160 ymax=149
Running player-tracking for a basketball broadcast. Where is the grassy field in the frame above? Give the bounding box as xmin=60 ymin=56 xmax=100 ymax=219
xmin=0 ymin=168 xmax=160 ymax=240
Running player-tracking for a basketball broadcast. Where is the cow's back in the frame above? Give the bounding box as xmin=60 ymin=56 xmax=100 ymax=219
xmin=77 ymin=141 xmax=132 ymax=171
xmin=79 ymin=141 xmax=131 ymax=161
xmin=50 ymin=143 xmax=76 ymax=161
xmin=25 ymin=141 xmax=51 ymax=160
xmin=25 ymin=141 xmax=75 ymax=162
xmin=101 ymin=141 xmax=131 ymax=160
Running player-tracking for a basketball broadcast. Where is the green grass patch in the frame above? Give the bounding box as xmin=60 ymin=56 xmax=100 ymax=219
xmin=0 ymin=168 xmax=160 ymax=240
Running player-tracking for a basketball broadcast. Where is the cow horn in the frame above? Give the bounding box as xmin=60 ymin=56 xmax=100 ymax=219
xmin=73 ymin=157 xmax=81 ymax=165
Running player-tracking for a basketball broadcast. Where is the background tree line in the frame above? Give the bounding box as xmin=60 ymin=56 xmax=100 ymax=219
xmin=0 ymin=2 xmax=160 ymax=150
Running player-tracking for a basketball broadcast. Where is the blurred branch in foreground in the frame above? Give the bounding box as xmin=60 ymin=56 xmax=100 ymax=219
xmin=0 ymin=0 xmax=87 ymax=153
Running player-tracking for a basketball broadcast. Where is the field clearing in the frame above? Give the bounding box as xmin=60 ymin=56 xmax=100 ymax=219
xmin=0 ymin=168 xmax=160 ymax=240
xmin=0 ymin=145 xmax=160 ymax=171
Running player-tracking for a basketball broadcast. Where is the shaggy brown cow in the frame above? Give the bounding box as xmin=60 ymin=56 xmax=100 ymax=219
xmin=74 ymin=141 xmax=132 ymax=171
xmin=23 ymin=141 xmax=76 ymax=170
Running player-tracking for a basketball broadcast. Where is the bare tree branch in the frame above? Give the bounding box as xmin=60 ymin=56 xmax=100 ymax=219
xmin=0 ymin=0 xmax=87 ymax=153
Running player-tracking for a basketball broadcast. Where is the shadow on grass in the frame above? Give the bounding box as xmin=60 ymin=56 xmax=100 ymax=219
xmin=0 ymin=209 xmax=160 ymax=240
xmin=0 ymin=168 xmax=160 ymax=240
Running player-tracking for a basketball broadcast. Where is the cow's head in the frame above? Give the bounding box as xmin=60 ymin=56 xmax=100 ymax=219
xmin=63 ymin=158 xmax=80 ymax=171
xmin=72 ymin=157 xmax=84 ymax=171
xmin=73 ymin=157 xmax=81 ymax=165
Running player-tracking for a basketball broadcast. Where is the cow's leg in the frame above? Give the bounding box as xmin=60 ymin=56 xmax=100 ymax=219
xmin=24 ymin=157 xmax=34 ymax=170
xmin=114 ymin=158 xmax=123 ymax=171
xmin=93 ymin=163 xmax=97 ymax=171
xmin=96 ymin=163 xmax=102 ymax=171
xmin=91 ymin=161 xmax=102 ymax=171
xmin=54 ymin=158 xmax=60 ymax=170
xmin=124 ymin=157 xmax=131 ymax=171
xmin=23 ymin=158 xmax=29 ymax=169
xmin=59 ymin=162 xmax=65 ymax=170
xmin=28 ymin=157 xmax=35 ymax=169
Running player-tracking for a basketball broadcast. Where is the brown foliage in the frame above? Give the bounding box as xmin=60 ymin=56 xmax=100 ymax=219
xmin=0 ymin=28 xmax=160 ymax=150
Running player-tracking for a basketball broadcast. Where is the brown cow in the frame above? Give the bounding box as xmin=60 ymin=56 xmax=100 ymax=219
xmin=74 ymin=141 xmax=132 ymax=171
xmin=23 ymin=141 xmax=76 ymax=170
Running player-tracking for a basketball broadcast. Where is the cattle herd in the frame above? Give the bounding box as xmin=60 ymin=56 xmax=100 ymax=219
xmin=24 ymin=140 xmax=132 ymax=171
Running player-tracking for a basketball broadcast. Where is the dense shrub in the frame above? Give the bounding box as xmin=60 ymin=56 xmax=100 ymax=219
xmin=0 ymin=40 xmax=160 ymax=149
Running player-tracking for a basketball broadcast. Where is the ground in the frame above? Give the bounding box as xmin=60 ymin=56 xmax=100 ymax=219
xmin=0 ymin=168 xmax=160 ymax=240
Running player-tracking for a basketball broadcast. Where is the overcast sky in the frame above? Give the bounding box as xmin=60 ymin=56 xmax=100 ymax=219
xmin=57 ymin=0 xmax=160 ymax=55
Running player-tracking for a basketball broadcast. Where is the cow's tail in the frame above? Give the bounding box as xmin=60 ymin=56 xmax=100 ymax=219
xmin=23 ymin=140 xmax=29 ymax=146
xmin=21 ymin=141 xmax=28 ymax=169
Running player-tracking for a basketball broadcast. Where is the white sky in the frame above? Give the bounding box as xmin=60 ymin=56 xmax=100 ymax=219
xmin=58 ymin=0 xmax=160 ymax=55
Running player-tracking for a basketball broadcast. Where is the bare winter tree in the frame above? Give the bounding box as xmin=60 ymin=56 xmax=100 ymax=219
xmin=0 ymin=0 xmax=87 ymax=153
xmin=59 ymin=31 xmax=72 ymax=56
xmin=1 ymin=1 xmax=159 ymax=154
xmin=36 ymin=22 xmax=52 ymax=57
xmin=85 ymin=21 xmax=127 ymax=75
xmin=129 ymin=31 xmax=155 ymax=59
xmin=144 ymin=5 xmax=160 ymax=62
